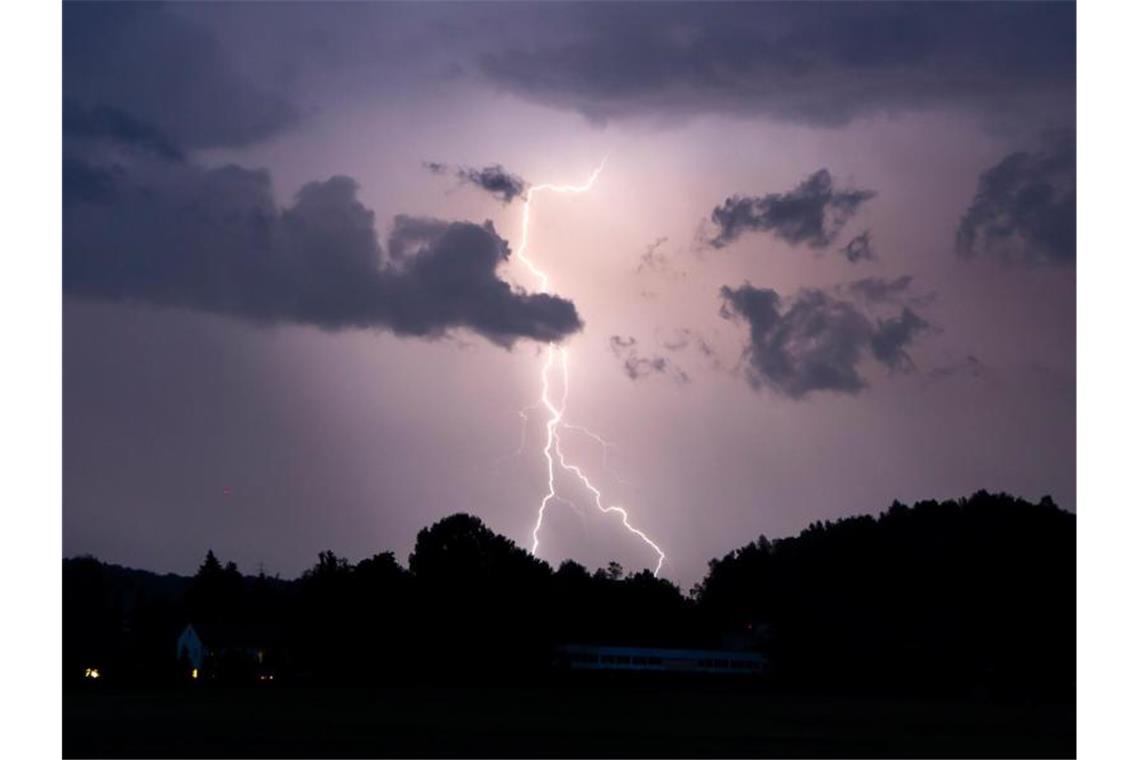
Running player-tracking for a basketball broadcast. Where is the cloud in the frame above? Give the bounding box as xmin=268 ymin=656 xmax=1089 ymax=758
xmin=609 ymin=336 xmax=689 ymax=384
xmin=387 ymin=214 xmax=456 ymax=260
xmin=659 ymin=328 xmax=724 ymax=371
xmin=635 ymin=237 xmax=688 ymax=288
xmin=956 ymin=133 xmax=1076 ymax=265
xmin=841 ymin=231 xmax=875 ymax=263
xmin=63 ymin=100 xmax=185 ymax=162
xmin=661 ymin=333 xmax=689 ymax=352
xmin=62 ymin=158 xmax=123 ymax=205
xmin=870 ymin=308 xmax=930 ymax=372
xmin=64 ymin=3 xmax=297 ymax=150
xmin=707 ymin=170 xmax=875 ymax=249
xmin=927 ymin=355 xmax=985 ymax=383
xmin=478 ymin=2 xmax=1074 ymax=128
xmin=425 ymin=161 xmax=529 ymax=204
xmin=719 ymin=283 xmax=929 ymax=398
xmin=843 ymin=276 xmax=913 ymax=305
xmin=610 ymin=336 xmax=637 ymax=351
xmin=63 ymin=159 xmax=581 ymax=347
xmin=838 ymin=276 xmax=938 ymax=313
xmin=636 ymin=237 xmax=670 ymax=274
xmin=456 ymin=164 xmax=528 ymax=204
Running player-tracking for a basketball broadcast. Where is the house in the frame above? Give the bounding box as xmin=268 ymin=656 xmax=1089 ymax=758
xmin=176 ymin=623 xmax=283 ymax=681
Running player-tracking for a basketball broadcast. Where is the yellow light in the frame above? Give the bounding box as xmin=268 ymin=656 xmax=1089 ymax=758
xmin=191 ymin=668 xmax=198 ymax=680
xmin=84 ymin=667 xmax=100 ymax=679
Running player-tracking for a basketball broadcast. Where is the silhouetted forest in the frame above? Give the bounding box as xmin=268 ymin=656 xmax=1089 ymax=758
xmin=64 ymin=491 xmax=1074 ymax=697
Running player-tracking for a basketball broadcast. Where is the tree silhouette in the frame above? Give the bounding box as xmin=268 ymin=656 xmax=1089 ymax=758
xmin=185 ymin=550 xmax=245 ymax=624
xmin=693 ymin=491 xmax=1074 ymax=695
xmin=62 ymin=491 xmax=1073 ymax=696
xmin=599 ymin=561 xmax=624 ymax=581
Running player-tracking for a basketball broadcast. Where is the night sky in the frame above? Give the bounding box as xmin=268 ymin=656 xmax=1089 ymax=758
xmin=63 ymin=2 xmax=1075 ymax=588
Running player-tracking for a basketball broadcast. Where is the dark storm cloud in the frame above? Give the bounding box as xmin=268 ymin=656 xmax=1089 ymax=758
xmin=478 ymin=2 xmax=1074 ymax=127
xmin=380 ymin=215 xmax=579 ymax=343
xmin=62 ymin=158 xmax=122 ymax=205
xmin=423 ymin=161 xmax=529 ymax=204
xmin=956 ymin=133 xmax=1076 ymax=266
xmin=64 ymin=2 xmax=297 ymax=150
xmin=719 ymin=284 xmax=928 ymax=398
xmin=63 ymin=161 xmax=582 ymax=347
xmin=708 ymin=170 xmax=875 ymax=249
xmin=609 ymin=336 xmax=689 ymax=384
xmin=63 ymin=100 xmax=184 ymax=162
xmin=387 ymin=214 xmax=455 ymax=261
xmin=870 ymin=308 xmax=931 ymax=373
xmin=456 ymin=164 xmax=528 ymax=204
xmin=841 ymin=231 xmax=875 ymax=263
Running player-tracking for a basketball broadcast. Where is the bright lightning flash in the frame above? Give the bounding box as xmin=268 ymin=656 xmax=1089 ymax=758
xmin=516 ymin=160 xmax=666 ymax=577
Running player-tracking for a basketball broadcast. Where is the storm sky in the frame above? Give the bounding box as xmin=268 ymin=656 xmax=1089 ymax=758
xmin=63 ymin=2 xmax=1075 ymax=587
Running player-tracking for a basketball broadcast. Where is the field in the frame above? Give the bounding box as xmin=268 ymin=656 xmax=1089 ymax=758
xmin=64 ymin=682 xmax=1075 ymax=758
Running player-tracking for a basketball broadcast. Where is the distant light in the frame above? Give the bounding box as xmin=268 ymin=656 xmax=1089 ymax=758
xmin=191 ymin=668 xmax=198 ymax=680
xmin=84 ymin=667 xmax=100 ymax=679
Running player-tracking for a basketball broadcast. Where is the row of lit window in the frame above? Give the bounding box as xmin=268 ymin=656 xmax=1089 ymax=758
xmin=567 ymin=653 xmax=754 ymax=669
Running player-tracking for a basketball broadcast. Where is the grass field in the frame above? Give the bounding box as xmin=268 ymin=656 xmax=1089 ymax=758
xmin=64 ymin=682 xmax=1075 ymax=758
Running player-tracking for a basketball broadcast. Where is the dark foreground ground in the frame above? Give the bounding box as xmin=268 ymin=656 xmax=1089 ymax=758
xmin=64 ymin=682 xmax=1075 ymax=758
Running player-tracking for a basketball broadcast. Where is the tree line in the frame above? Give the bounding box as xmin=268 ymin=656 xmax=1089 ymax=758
xmin=64 ymin=491 xmax=1074 ymax=697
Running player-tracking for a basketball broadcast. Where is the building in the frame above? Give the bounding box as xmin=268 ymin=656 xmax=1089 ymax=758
xmin=554 ymin=644 xmax=765 ymax=676
xmin=176 ymin=623 xmax=282 ymax=681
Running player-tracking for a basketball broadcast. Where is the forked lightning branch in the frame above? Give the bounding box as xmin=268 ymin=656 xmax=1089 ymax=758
xmin=514 ymin=161 xmax=667 ymax=576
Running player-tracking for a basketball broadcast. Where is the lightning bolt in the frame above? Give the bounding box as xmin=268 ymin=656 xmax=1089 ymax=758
xmin=560 ymin=423 xmax=628 ymax=484
xmin=516 ymin=159 xmax=667 ymax=577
